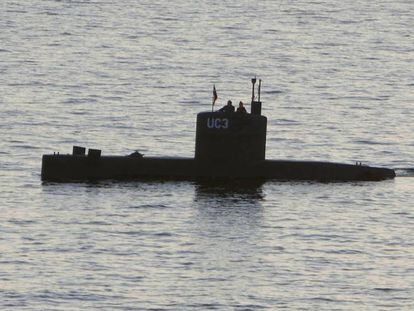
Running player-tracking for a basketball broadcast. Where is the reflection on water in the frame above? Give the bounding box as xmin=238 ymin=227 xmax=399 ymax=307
xmin=193 ymin=180 xmax=265 ymax=227
xmin=194 ymin=180 xmax=265 ymax=200
xmin=190 ymin=181 xmax=266 ymax=303
xmin=192 ymin=180 xmax=265 ymax=249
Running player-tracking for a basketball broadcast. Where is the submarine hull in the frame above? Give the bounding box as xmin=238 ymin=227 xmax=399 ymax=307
xmin=41 ymin=155 xmax=395 ymax=182
xmin=40 ymin=79 xmax=396 ymax=183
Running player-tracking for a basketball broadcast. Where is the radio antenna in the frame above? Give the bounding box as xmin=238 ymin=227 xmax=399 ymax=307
xmin=258 ymin=79 xmax=262 ymax=102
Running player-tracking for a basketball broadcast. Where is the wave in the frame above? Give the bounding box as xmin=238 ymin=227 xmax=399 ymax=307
xmin=394 ymin=168 xmax=414 ymax=177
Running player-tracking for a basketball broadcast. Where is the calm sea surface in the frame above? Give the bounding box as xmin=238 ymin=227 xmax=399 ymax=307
xmin=1 ymin=0 xmax=413 ymax=309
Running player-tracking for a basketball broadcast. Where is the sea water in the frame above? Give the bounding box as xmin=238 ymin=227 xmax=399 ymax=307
xmin=1 ymin=1 xmax=413 ymax=309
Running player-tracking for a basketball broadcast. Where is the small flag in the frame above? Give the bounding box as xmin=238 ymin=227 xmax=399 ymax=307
xmin=212 ymin=85 xmax=218 ymax=105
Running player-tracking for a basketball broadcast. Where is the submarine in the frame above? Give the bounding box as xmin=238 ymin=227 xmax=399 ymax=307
xmin=41 ymin=78 xmax=395 ymax=182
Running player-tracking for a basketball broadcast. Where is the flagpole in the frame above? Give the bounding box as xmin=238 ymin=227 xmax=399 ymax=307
xmin=212 ymin=85 xmax=217 ymax=113
xmin=211 ymin=86 xmax=214 ymax=112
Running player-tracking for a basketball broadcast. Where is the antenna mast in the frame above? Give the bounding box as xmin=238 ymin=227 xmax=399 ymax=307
xmin=258 ymin=79 xmax=262 ymax=102
xmin=251 ymin=77 xmax=256 ymax=104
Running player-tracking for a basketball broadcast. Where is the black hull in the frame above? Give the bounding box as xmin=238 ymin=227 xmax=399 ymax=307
xmin=41 ymin=155 xmax=395 ymax=182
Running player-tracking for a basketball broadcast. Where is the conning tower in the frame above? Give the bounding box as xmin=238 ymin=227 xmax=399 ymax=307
xmin=195 ymin=78 xmax=267 ymax=163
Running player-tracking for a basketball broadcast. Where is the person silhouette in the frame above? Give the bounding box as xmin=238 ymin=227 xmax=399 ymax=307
xmin=236 ymin=101 xmax=247 ymax=113
xmin=218 ymin=100 xmax=235 ymax=113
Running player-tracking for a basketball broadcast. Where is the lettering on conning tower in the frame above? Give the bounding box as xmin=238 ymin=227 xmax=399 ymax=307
xmin=207 ymin=117 xmax=229 ymax=129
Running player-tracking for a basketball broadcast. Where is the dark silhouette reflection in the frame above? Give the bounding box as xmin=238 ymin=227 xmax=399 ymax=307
xmin=190 ymin=181 xmax=265 ymax=273
xmin=194 ymin=180 xmax=265 ymax=201
xmin=193 ymin=180 xmax=265 ymax=225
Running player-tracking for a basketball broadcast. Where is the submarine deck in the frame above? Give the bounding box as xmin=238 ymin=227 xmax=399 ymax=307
xmin=41 ymin=155 xmax=395 ymax=182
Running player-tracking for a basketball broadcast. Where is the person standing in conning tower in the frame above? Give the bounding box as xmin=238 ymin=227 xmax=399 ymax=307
xmin=218 ymin=100 xmax=235 ymax=113
xmin=236 ymin=101 xmax=247 ymax=113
